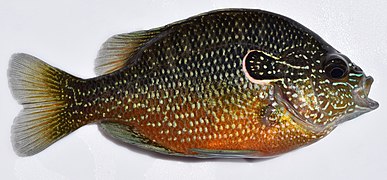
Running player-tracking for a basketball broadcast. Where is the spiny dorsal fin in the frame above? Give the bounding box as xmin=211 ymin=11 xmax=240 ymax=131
xmin=95 ymin=30 xmax=161 ymax=75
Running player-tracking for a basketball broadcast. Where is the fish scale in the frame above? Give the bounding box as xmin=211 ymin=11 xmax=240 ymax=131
xmin=8 ymin=9 xmax=378 ymax=157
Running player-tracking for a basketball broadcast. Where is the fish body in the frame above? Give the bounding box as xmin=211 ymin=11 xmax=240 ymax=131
xmin=9 ymin=9 xmax=378 ymax=158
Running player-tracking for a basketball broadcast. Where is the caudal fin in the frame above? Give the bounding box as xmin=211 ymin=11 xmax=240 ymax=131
xmin=8 ymin=53 xmax=86 ymax=156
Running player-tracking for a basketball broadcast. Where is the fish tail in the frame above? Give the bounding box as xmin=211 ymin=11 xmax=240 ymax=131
xmin=8 ymin=53 xmax=88 ymax=156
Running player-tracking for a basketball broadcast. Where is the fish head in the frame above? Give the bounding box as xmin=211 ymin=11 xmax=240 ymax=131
xmin=315 ymin=52 xmax=378 ymax=123
xmin=272 ymin=49 xmax=379 ymax=131
xmin=243 ymin=47 xmax=378 ymax=132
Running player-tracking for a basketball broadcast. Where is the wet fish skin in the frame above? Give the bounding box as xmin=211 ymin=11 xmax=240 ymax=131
xmin=8 ymin=9 xmax=378 ymax=157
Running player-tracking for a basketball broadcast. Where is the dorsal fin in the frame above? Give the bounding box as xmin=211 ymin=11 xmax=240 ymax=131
xmin=95 ymin=30 xmax=161 ymax=75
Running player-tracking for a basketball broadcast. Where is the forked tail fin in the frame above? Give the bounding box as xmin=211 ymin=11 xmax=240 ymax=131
xmin=8 ymin=53 xmax=88 ymax=156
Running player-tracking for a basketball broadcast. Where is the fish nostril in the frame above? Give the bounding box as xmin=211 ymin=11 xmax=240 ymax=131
xmin=352 ymin=65 xmax=363 ymax=73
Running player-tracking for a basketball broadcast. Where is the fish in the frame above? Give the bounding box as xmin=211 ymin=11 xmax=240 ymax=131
xmin=8 ymin=8 xmax=379 ymax=158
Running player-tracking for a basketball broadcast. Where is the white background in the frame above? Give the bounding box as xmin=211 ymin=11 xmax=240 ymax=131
xmin=1 ymin=0 xmax=386 ymax=179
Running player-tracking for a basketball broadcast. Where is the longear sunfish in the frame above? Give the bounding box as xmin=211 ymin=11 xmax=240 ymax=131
xmin=8 ymin=9 xmax=378 ymax=158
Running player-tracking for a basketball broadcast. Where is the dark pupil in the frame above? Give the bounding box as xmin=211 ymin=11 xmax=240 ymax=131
xmin=330 ymin=67 xmax=345 ymax=78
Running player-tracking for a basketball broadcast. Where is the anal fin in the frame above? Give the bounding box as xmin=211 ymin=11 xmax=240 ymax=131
xmin=99 ymin=121 xmax=179 ymax=156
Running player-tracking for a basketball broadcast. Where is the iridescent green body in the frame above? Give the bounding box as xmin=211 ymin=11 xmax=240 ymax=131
xmin=9 ymin=9 xmax=378 ymax=157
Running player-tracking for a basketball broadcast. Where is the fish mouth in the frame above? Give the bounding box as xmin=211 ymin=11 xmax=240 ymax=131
xmin=353 ymin=76 xmax=379 ymax=110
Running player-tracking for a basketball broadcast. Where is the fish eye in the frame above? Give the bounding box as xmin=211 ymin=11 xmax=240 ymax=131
xmin=324 ymin=57 xmax=349 ymax=79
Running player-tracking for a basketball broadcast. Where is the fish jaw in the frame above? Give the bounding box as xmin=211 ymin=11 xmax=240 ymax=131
xmin=353 ymin=76 xmax=379 ymax=111
xmin=337 ymin=76 xmax=379 ymax=124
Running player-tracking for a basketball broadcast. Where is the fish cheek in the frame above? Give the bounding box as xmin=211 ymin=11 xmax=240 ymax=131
xmin=270 ymin=60 xmax=333 ymax=129
xmin=273 ymin=82 xmax=327 ymax=132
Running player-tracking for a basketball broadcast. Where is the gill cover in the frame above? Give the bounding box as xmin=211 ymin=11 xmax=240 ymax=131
xmin=243 ymin=49 xmax=326 ymax=132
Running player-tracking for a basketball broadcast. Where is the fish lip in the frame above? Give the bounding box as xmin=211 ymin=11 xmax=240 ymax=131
xmin=353 ymin=76 xmax=379 ymax=110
